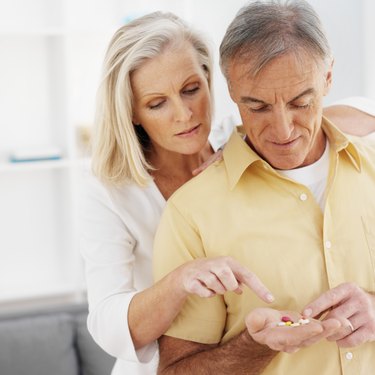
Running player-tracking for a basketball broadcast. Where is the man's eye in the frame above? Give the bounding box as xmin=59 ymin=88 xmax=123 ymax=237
xmin=292 ymin=103 xmax=310 ymax=109
xmin=250 ymin=106 xmax=269 ymax=113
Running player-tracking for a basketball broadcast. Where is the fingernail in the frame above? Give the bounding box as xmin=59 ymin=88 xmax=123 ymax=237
xmin=265 ymin=293 xmax=275 ymax=303
xmin=303 ymin=308 xmax=312 ymax=317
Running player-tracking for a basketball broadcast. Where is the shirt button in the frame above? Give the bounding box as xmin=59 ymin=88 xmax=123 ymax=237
xmin=345 ymin=352 xmax=353 ymax=360
xmin=299 ymin=193 xmax=307 ymax=201
xmin=325 ymin=241 xmax=332 ymax=249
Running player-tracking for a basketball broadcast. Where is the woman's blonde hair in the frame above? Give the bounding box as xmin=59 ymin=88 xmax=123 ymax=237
xmin=91 ymin=12 xmax=213 ymax=186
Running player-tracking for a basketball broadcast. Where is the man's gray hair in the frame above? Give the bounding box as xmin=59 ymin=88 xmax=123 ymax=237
xmin=220 ymin=0 xmax=332 ymax=78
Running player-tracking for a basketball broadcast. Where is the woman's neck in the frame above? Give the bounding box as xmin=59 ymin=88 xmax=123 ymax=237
xmin=149 ymin=142 xmax=213 ymax=199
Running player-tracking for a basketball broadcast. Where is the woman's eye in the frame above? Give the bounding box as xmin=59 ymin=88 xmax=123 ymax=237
xmin=149 ymin=100 xmax=164 ymax=110
xmin=183 ymin=85 xmax=199 ymax=95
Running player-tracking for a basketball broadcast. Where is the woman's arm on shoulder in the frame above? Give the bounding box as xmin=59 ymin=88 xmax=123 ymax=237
xmin=323 ymin=97 xmax=375 ymax=136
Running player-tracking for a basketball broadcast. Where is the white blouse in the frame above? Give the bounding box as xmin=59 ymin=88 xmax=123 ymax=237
xmin=81 ymin=176 xmax=165 ymax=374
xmin=80 ymin=116 xmax=236 ymax=375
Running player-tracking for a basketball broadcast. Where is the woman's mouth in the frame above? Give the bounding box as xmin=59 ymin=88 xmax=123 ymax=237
xmin=175 ymin=124 xmax=201 ymax=137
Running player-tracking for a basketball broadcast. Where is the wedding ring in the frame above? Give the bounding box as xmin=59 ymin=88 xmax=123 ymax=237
xmin=347 ymin=320 xmax=354 ymax=333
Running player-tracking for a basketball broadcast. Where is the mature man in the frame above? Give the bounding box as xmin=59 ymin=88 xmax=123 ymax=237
xmin=153 ymin=1 xmax=375 ymax=374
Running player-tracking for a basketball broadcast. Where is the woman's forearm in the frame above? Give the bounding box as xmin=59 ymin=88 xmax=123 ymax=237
xmin=128 ymin=268 xmax=188 ymax=349
xmin=129 ymin=256 xmax=274 ymax=350
xmin=323 ymin=105 xmax=375 ymax=136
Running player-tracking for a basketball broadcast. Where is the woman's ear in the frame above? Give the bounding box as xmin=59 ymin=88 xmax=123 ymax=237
xmin=132 ymin=116 xmax=141 ymax=126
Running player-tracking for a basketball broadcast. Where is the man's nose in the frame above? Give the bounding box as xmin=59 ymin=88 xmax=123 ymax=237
xmin=271 ymin=108 xmax=293 ymax=142
xmin=173 ymin=99 xmax=192 ymax=123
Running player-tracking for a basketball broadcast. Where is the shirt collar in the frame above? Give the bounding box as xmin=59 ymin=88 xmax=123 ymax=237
xmin=223 ymin=116 xmax=362 ymax=190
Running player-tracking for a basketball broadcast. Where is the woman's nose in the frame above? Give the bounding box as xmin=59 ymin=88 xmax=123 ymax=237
xmin=174 ymin=99 xmax=192 ymax=123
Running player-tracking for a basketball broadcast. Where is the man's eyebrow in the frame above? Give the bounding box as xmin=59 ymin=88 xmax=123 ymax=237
xmin=289 ymin=88 xmax=315 ymax=103
xmin=240 ymin=88 xmax=316 ymax=105
xmin=240 ymin=96 xmax=265 ymax=104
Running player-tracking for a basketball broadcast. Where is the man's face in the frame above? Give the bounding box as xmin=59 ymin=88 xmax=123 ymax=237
xmin=227 ymin=52 xmax=332 ymax=170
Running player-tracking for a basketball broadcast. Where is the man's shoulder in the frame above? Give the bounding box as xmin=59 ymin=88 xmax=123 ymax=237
xmin=349 ymin=133 xmax=375 ymax=154
xmin=346 ymin=134 xmax=375 ymax=172
xmin=169 ymin=161 xmax=228 ymax=208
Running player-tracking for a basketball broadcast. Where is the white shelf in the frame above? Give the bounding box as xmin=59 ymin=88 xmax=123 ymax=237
xmin=0 ymin=283 xmax=87 ymax=304
xmin=0 ymin=158 xmax=90 ymax=173
xmin=0 ymin=28 xmax=117 ymax=37
xmin=0 ymin=0 xmax=162 ymax=309
xmin=0 ymin=28 xmax=67 ymax=36
xmin=0 ymin=285 xmax=87 ymax=314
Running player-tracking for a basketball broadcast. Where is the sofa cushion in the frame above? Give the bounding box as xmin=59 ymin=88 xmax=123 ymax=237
xmin=0 ymin=312 xmax=79 ymax=375
xmin=75 ymin=312 xmax=115 ymax=375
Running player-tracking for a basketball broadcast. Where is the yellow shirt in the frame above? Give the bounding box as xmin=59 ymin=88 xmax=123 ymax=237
xmin=153 ymin=119 xmax=375 ymax=375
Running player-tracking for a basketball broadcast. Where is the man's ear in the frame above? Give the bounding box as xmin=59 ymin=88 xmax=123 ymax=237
xmin=323 ymin=58 xmax=334 ymax=96
xmin=227 ymin=79 xmax=236 ymax=103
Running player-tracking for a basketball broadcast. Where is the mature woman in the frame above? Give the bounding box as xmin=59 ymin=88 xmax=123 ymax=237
xmin=81 ymin=11 xmax=375 ymax=375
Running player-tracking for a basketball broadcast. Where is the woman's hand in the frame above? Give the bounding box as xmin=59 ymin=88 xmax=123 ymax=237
xmin=177 ymin=256 xmax=274 ymax=303
xmin=192 ymin=149 xmax=223 ymax=176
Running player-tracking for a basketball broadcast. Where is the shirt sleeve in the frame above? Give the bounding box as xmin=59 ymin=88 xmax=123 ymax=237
xmin=153 ymin=200 xmax=227 ymax=344
xmin=80 ymin=173 xmax=157 ymax=363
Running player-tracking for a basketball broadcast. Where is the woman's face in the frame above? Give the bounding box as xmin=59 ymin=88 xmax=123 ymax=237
xmin=131 ymin=42 xmax=212 ymax=157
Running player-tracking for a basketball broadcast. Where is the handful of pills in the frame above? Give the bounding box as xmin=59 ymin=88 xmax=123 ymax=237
xmin=277 ymin=315 xmax=310 ymax=327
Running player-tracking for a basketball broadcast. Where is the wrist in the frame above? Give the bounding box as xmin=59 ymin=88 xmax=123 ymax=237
xmin=165 ymin=264 xmax=190 ymax=302
xmin=240 ymin=329 xmax=278 ymax=359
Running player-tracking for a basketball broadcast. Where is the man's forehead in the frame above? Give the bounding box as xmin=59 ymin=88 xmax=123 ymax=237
xmin=229 ymin=53 xmax=321 ymax=91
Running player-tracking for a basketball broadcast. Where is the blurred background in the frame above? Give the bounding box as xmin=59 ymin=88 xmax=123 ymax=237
xmin=0 ymin=0 xmax=374 ymax=313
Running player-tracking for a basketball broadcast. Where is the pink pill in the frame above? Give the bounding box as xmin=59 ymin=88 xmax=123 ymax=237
xmin=281 ymin=316 xmax=292 ymax=323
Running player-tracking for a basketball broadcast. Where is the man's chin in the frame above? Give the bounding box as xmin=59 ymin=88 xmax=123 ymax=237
xmin=267 ymin=158 xmax=304 ymax=171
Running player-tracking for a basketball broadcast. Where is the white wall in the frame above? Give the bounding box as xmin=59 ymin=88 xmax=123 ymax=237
xmin=181 ymin=0 xmax=367 ymax=123
xmin=308 ymin=0 xmax=365 ymax=104
xmin=0 ymin=0 xmax=371 ymax=308
xmin=363 ymin=0 xmax=375 ymax=99
xmin=73 ymin=0 xmax=368 ymax=127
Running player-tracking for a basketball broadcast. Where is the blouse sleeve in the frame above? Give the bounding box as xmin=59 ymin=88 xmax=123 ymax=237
xmin=80 ymin=173 xmax=157 ymax=363
xmin=208 ymin=113 xmax=240 ymax=151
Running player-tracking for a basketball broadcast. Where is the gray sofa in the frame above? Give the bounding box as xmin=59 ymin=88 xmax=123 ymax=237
xmin=0 ymin=303 xmax=115 ymax=375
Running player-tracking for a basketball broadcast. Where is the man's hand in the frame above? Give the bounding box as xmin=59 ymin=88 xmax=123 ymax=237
xmin=303 ymin=282 xmax=375 ymax=347
xmin=246 ymin=308 xmax=341 ymax=353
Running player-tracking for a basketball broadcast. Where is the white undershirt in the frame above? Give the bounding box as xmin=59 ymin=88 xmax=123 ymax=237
xmin=277 ymin=142 xmax=330 ymax=211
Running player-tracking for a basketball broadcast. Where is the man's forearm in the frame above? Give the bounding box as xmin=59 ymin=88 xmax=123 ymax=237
xmin=158 ymin=330 xmax=277 ymax=375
